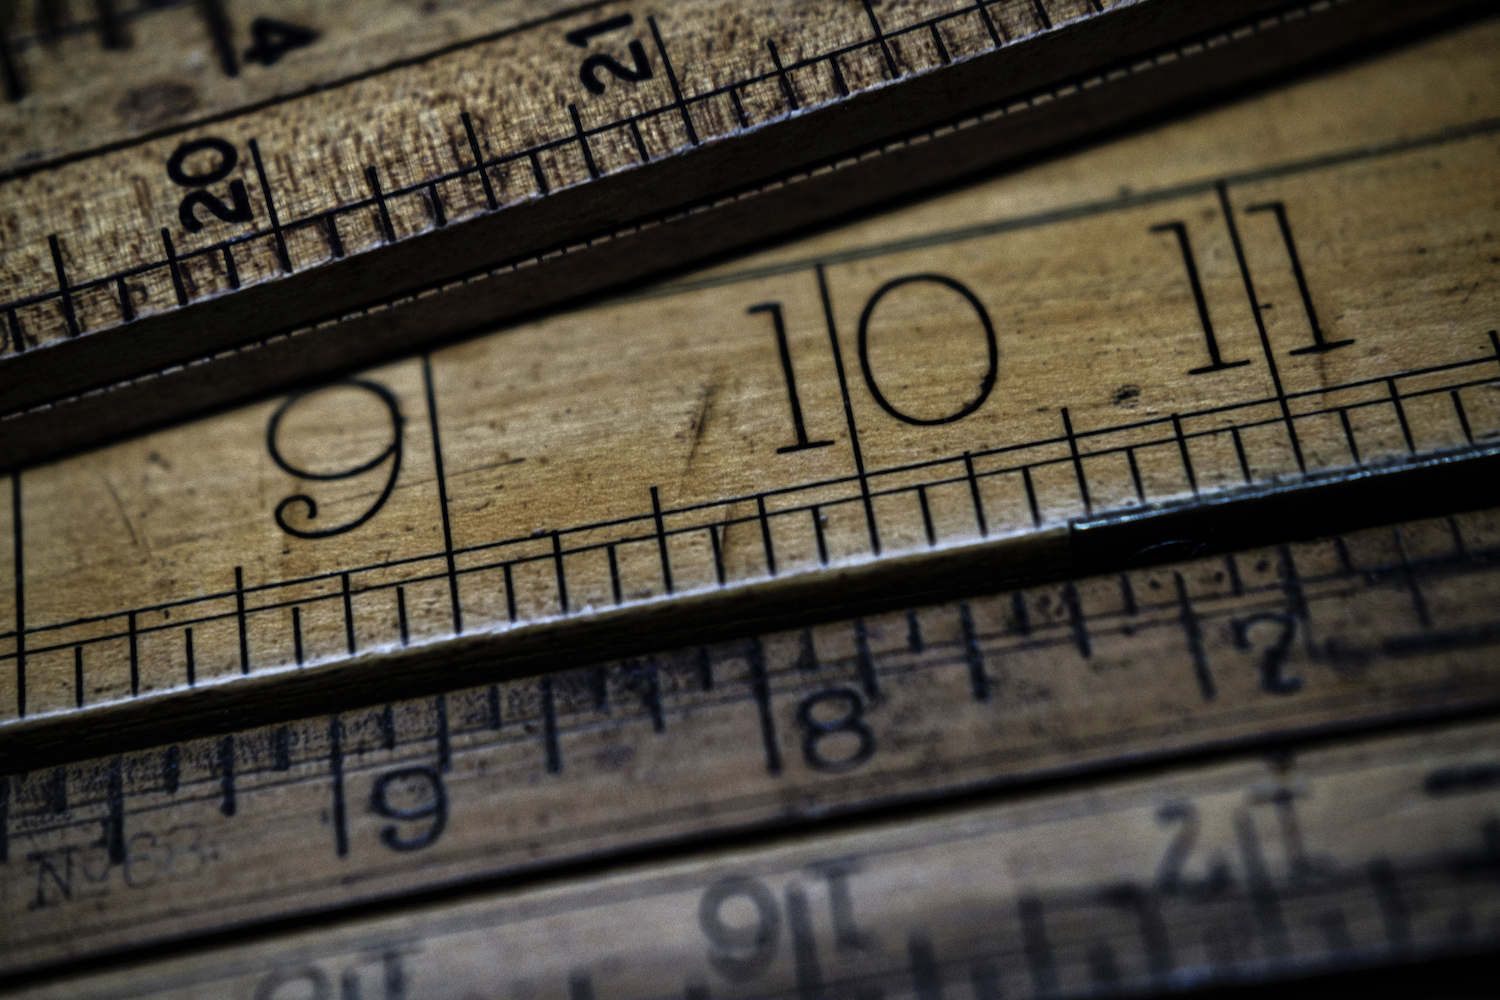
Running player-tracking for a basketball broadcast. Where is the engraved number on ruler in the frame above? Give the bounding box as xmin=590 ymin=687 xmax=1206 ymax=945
xmin=266 ymin=380 xmax=406 ymax=539
xmin=167 ymin=138 xmax=255 ymax=235
xmin=567 ymin=14 xmax=655 ymax=96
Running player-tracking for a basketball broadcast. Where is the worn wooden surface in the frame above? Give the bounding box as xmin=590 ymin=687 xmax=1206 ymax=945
xmin=0 ymin=9 xmax=1497 ymax=997
xmin=16 ymin=712 xmax=1500 ymax=998
xmin=3 ymin=17 xmax=1498 ymax=766
xmin=2 ymin=505 xmax=1499 ymax=974
xmin=0 ymin=0 xmax=1481 ymax=463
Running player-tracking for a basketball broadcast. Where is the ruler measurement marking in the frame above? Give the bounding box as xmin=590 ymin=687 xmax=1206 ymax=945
xmin=292 ymin=607 xmax=305 ymax=665
xmin=1215 ymin=181 xmax=1305 ymax=473
xmin=11 ymin=474 xmax=24 ymax=718
xmin=396 ymin=586 xmax=411 ymax=644
xmin=183 ymin=627 xmax=195 ymax=686
xmin=650 ymin=486 xmax=674 ymax=595
xmin=234 ymin=566 xmax=249 ymax=674
xmin=1452 ymin=390 xmax=1476 ymax=445
xmin=1060 ymin=407 xmax=1091 ymax=516
xmin=1174 ymin=573 xmax=1213 ymax=701
xmin=540 ymin=675 xmax=562 ymax=773
xmin=1170 ymin=414 xmax=1198 ymax=495
xmin=127 ymin=612 xmax=139 ymax=695
xmin=747 ymin=636 xmax=782 ymax=775
xmin=709 ymin=524 xmax=727 ymax=583
xmin=816 ymin=264 xmax=880 ymax=556
xmin=853 ymin=618 xmax=877 ymax=697
xmin=958 ymin=601 xmax=988 ymax=702
xmin=461 ymin=111 xmax=499 ymax=211
xmin=568 ymin=104 xmax=601 ymax=180
xmin=645 ymin=15 xmax=697 ymax=146
xmin=962 ymin=452 xmax=988 ymax=537
xmin=160 ymin=230 xmax=189 ymax=307
xmin=423 ymin=355 xmax=463 ymax=634
xmin=1392 ymin=527 xmax=1432 ymax=630
xmin=161 ymin=745 xmax=180 ymax=793
xmin=105 ymin=756 xmax=125 ymax=864
xmin=341 ymin=573 xmax=355 ymax=654
xmin=329 ymin=716 xmax=348 ymax=856
xmin=766 ymin=40 xmax=799 ymax=112
xmin=322 ymin=213 xmax=345 ymax=258
xmin=607 ymin=545 xmax=622 ymax=604
xmin=247 ymin=139 xmax=291 ymax=273
xmin=1061 ymin=582 xmax=1090 ymax=658
xmin=199 ymin=0 xmax=238 ymax=77
xmin=114 ymin=276 xmax=134 ymax=322
xmin=1028 ymin=0 xmax=1053 ymax=31
xmin=1387 ymin=377 xmax=1417 ymax=454
xmin=756 ymin=494 xmax=777 ymax=576
xmin=552 ymin=531 xmax=569 ymax=614
xmin=2 ymin=309 xmax=24 ymax=353
xmin=860 ymin=0 xmax=899 ymax=78
xmin=436 ymin=694 xmax=451 ymax=771
xmin=217 ymin=735 xmax=236 ymax=816
xmin=367 ymin=166 xmax=397 ymax=242
xmin=917 ymin=485 xmax=936 ymax=546
xmin=45 ymin=234 xmax=79 ymax=337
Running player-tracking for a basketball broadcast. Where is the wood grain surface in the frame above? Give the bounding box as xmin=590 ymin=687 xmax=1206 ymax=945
xmin=1 ymin=0 xmax=1481 ymax=462
xmin=3 ymin=16 xmax=1497 ymax=765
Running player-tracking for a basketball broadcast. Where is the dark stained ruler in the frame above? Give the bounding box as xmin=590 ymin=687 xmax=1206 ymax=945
xmin=11 ymin=706 xmax=1500 ymax=997
xmin=1 ymin=506 xmax=1498 ymax=975
xmin=0 ymin=0 xmax=1484 ymax=460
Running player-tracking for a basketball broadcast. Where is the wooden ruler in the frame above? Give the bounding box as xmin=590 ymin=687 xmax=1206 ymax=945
xmin=13 ymin=708 xmax=1500 ymax=997
xmin=3 ymin=17 xmax=1497 ymax=765
xmin=1 ymin=504 xmax=1498 ymax=976
xmin=0 ymin=0 xmax=1483 ymax=463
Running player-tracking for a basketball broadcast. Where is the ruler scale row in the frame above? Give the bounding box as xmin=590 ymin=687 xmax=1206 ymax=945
xmin=12 ymin=706 xmax=1500 ymax=996
xmin=1 ymin=0 xmax=1480 ymax=461
xmin=3 ymin=26 xmax=1499 ymax=759
xmin=9 ymin=342 xmax=1500 ymax=657
xmin=2 ymin=506 xmax=1498 ymax=974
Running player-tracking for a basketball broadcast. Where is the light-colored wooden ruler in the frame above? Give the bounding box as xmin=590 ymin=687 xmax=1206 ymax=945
xmin=15 ymin=711 xmax=1500 ymax=998
xmin=2 ymin=505 xmax=1498 ymax=974
xmin=0 ymin=0 xmax=1481 ymax=462
xmin=2 ymin=18 xmax=1497 ymax=765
